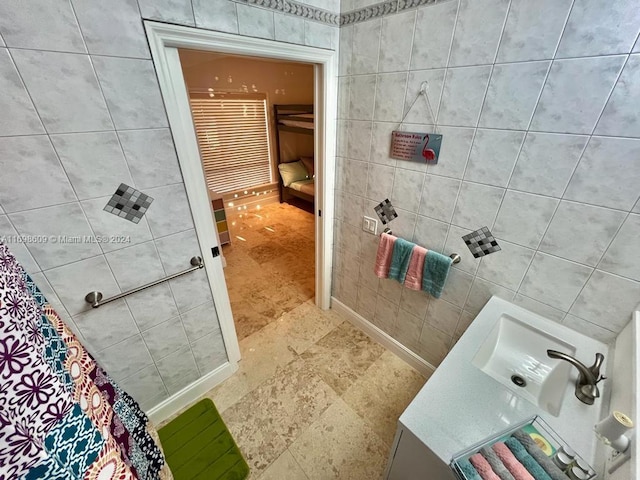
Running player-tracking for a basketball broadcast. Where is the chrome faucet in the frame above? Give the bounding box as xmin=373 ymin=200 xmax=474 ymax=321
xmin=547 ymin=350 xmax=606 ymax=405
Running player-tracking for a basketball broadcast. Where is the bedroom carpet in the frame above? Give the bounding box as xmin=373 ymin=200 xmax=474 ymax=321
xmin=222 ymin=202 xmax=315 ymax=340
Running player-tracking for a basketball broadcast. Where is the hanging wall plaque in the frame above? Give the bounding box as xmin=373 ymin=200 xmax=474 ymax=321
xmin=390 ymin=131 xmax=442 ymax=164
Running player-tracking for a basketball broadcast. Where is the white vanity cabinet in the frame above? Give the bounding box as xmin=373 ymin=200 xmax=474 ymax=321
xmin=383 ymin=296 xmax=611 ymax=480
xmin=385 ymin=427 xmax=456 ymax=480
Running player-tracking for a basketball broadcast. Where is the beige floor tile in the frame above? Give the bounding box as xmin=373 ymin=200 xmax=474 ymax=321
xmin=231 ymin=301 xmax=274 ymax=340
xmin=206 ymin=322 xmax=297 ymax=412
xmin=342 ymin=350 xmax=427 ymax=446
xmin=257 ymin=449 xmax=309 ymax=480
xmin=221 ymin=358 xmax=338 ymax=476
xmin=223 ymin=202 xmax=315 ymax=340
xmin=300 ymin=322 xmax=386 ymax=395
xmin=289 ymin=398 xmax=390 ymax=480
xmin=271 ymin=300 xmax=344 ymax=355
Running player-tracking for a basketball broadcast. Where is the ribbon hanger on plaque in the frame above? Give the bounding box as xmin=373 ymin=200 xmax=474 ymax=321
xmin=390 ymin=81 xmax=442 ymax=164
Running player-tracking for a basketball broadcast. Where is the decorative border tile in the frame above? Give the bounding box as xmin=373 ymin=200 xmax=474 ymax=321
xmin=397 ymin=0 xmax=439 ymax=11
xmin=231 ymin=0 xmax=340 ymax=25
xmin=340 ymin=0 xmax=450 ymax=25
xmin=230 ymin=0 xmax=452 ymax=27
xmin=341 ymin=1 xmax=398 ymax=25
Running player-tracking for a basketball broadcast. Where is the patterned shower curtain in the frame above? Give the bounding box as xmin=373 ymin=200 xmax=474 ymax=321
xmin=0 ymin=242 xmax=172 ymax=479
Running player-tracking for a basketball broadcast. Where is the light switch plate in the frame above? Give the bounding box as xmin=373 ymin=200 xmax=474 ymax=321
xmin=363 ymin=216 xmax=378 ymax=235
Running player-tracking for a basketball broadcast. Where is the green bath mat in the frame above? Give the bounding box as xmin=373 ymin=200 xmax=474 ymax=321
xmin=158 ymin=399 xmax=249 ymax=480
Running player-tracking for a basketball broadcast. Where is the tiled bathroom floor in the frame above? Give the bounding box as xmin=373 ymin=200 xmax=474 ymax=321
xmin=203 ymin=300 xmax=428 ymax=479
xmin=166 ymin=201 xmax=427 ymax=478
xmin=223 ymin=202 xmax=316 ymax=340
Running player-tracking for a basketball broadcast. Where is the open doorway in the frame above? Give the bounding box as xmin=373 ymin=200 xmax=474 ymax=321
xmin=145 ymin=22 xmax=337 ymax=388
xmin=178 ymin=50 xmax=316 ymax=340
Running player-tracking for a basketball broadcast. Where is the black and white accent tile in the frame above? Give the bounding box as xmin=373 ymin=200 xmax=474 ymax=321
xmin=374 ymin=199 xmax=398 ymax=225
xmin=462 ymin=227 xmax=501 ymax=258
xmin=104 ymin=183 xmax=153 ymax=224
xmin=231 ymin=0 xmax=340 ymax=25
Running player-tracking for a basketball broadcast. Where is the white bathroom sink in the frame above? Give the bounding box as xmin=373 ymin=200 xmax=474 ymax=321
xmin=472 ymin=313 xmax=575 ymax=416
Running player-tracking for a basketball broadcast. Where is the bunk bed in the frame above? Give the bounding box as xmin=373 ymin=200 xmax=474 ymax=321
xmin=274 ymin=104 xmax=315 ymax=205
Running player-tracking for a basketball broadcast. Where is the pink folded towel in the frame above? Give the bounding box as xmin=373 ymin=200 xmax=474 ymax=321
xmin=374 ymin=232 xmax=397 ymax=278
xmin=470 ymin=453 xmax=502 ymax=480
xmin=404 ymin=245 xmax=427 ymax=290
xmin=492 ymin=443 xmax=534 ymax=480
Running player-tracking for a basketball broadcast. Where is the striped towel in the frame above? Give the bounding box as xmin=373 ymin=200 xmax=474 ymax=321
xmin=513 ymin=431 xmax=568 ymax=480
xmin=505 ymin=437 xmax=553 ymax=480
xmin=481 ymin=447 xmax=516 ymax=480
xmin=492 ymin=442 xmax=535 ymax=480
xmin=470 ymin=453 xmax=502 ymax=480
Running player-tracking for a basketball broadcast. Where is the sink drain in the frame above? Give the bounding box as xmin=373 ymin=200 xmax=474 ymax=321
xmin=511 ymin=375 xmax=527 ymax=387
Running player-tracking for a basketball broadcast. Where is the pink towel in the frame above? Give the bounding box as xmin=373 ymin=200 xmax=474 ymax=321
xmin=470 ymin=453 xmax=501 ymax=480
xmin=404 ymin=245 xmax=427 ymax=290
xmin=492 ymin=443 xmax=534 ymax=480
xmin=374 ymin=232 xmax=397 ymax=278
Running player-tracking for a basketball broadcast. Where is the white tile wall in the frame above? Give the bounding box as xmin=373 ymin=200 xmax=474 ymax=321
xmin=192 ymin=0 xmax=239 ymax=33
xmin=12 ymin=50 xmax=113 ymax=133
xmin=275 ymin=13 xmax=305 ymax=44
xmin=0 ymin=49 xmax=45 ymax=136
xmin=0 ymin=0 xmax=335 ymax=410
xmin=496 ymin=0 xmax=572 ymax=63
xmin=51 ymin=132 xmax=134 ymax=200
xmin=92 ymin=56 xmax=168 ymax=130
xmin=138 ymin=0 xmax=195 ymax=26
xmin=237 ymin=4 xmax=275 ymax=39
xmin=334 ymin=0 xmax=640 ymax=366
xmin=555 ymin=0 xmax=640 ymax=59
xmin=595 ymin=54 xmax=640 ymax=138
xmin=0 ymin=136 xmax=76 ymax=212
xmin=71 ymin=0 xmax=151 ymax=58
xmin=0 ymin=0 xmax=86 ymax=53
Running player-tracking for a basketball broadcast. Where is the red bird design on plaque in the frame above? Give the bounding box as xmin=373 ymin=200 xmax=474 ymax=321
xmin=421 ymin=134 xmax=436 ymax=162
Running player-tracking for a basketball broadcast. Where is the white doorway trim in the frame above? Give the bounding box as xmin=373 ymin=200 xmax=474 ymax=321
xmin=145 ymin=21 xmax=337 ymax=370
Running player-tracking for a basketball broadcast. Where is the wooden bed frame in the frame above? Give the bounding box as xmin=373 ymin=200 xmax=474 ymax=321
xmin=274 ymin=104 xmax=314 ymax=204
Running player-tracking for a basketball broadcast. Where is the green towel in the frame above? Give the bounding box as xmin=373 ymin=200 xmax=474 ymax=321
xmin=457 ymin=458 xmax=482 ymax=480
xmin=159 ymin=399 xmax=249 ymax=480
xmin=513 ymin=431 xmax=567 ymax=480
xmin=388 ymin=237 xmax=415 ymax=283
xmin=422 ymin=250 xmax=453 ymax=298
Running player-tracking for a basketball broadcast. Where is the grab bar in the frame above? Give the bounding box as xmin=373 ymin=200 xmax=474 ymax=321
xmin=84 ymin=256 xmax=204 ymax=308
xmin=382 ymin=227 xmax=461 ymax=264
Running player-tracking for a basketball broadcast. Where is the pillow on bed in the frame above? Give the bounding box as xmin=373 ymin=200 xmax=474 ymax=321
xmin=300 ymin=156 xmax=314 ymax=177
xmin=278 ymin=160 xmax=309 ymax=187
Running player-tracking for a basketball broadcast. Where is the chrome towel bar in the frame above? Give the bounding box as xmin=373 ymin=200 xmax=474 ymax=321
xmin=84 ymin=256 xmax=204 ymax=308
xmin=382 ymin=227 xmax=461 ymax=264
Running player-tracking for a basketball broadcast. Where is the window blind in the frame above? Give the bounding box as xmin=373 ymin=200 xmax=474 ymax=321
xmin=190 ymin=94 xmax=272 ymax=193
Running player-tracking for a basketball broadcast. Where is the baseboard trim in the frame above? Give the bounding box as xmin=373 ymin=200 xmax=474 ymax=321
xmin=147 ymin=361 xmax=238 ymax=424
xmin=331 ymin=297 xmax=435 ymax=378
